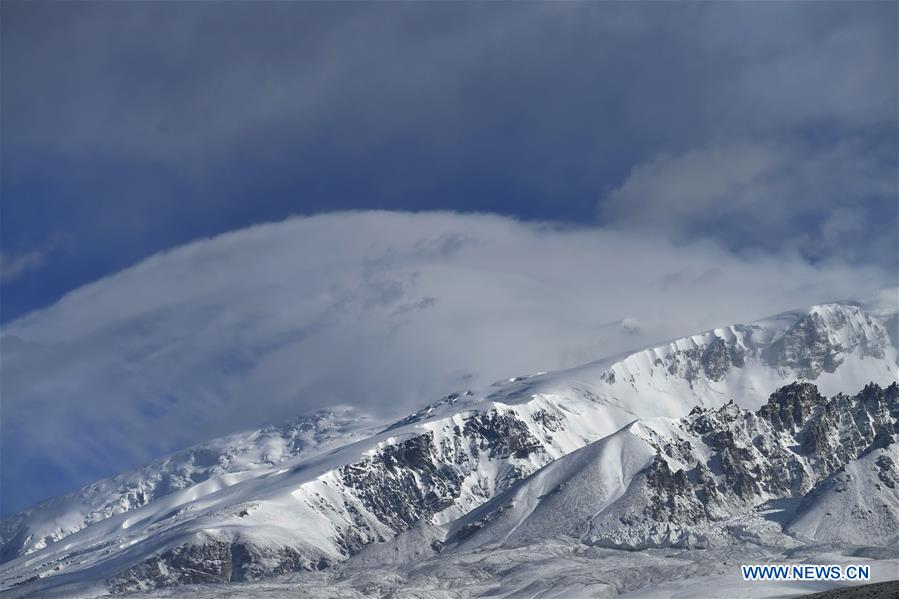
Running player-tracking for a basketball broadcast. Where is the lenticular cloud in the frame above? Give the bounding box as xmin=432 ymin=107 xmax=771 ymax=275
xmin=0 ymin=210 xmax=887 ymax=512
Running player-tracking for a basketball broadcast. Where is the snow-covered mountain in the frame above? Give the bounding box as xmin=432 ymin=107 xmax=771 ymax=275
xmin=444 ymin=381 xmax=899 ymax=553
xmin=0 ymin=408 xmax=381 ymax=564
xmin=1 ymin=299 xmax=897 ymax=597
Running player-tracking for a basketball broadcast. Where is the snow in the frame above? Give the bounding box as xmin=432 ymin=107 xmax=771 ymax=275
xmin=445 ymin=425 xmax=657 ymax=553
xmin=787 ymin=445 xmax=899 ymax=546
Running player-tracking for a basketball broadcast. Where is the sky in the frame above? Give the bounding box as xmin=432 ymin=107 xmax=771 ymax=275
xmin=1 ymin=2 xmax=897 ymax=514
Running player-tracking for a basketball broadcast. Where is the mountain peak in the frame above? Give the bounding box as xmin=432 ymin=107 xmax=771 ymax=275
xmin=757 ymin=382 xmax=826 ymax=432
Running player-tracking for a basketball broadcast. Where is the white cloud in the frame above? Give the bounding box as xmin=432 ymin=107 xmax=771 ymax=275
xmin=0 ymin=249 xmax=48 ymax=283
xmin=598 ymin=139 xmax=897 ymax=267
xmin=0 ymin=211 xmax=890 ymax=512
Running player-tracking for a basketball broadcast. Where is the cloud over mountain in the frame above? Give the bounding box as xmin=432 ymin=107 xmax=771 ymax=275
xmin=1 ymin=211 xmax=890 ymax=514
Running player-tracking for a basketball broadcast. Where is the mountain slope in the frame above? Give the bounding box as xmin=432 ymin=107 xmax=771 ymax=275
xmin=0 ymin=408 xmax=381 ymax=564
xmin=786 ymin=443 xmax=899 ymax=546
xmin=1 ymin=300 xmax=896 ymax=596
xmin=444 ymin=382 xmax=899 ymax=553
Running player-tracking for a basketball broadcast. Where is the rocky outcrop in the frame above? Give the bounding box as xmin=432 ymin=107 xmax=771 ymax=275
xmin=107 ymin=537 xmax=330 ymax=593
xmin=613 ymin=382 xmax=899 ymax=547
xmin=701 ymin=337 xmax=746 ymax=381
xmin=762 ymin=305 xmax=890 ymax=379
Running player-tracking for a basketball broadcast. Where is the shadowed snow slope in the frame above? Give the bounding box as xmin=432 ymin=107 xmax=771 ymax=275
xmin=0 ymin=298 xmax=897 ymax=596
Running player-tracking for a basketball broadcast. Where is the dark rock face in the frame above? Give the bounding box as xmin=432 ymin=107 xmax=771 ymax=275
xmin=463 ymin=410 xmax=543 ymax=460
xmin=341 ymin=433 xmax=465 ymax=531
xmin=531 ymin=409 xmax=563 ymax=432
xmin=666 ymin=348 xmax=704 ymax=383
xmin=342 ymin=409 xmax=547 ymax=534
xmin=762 ymin=307 xmax=889 ymax=379
xmin=107 ymin=539 xmax=321 ymax=593
xmin=632 ymin=382 xmax=899 ymax=539
xmin=875 ymin=455 xmax=898 ymax=489
xmin=757 ymin=382 xmax=824 ymax=433
xmin=701 ymin=337 xmax=738 ymax=381
xmin=643 ymin=455 xmax=708 ymax=525
xmin=763 ymin=311 xmax=845 ymax=378
xmin=797 ymin=383 xmax=898 ymax=474
xmin=650 ymin=334 xmax=750 ymax=386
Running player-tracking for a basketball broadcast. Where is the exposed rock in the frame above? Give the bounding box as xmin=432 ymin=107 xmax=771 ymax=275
xmin=701 ymin=337 xmax=732 ymax=381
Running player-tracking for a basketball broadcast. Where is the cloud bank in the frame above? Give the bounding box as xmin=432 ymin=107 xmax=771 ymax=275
xmin=599 ymin=139 xmax=897 ymax=267
xmin=0 ymin=211 xmax=890 ymax=514
xmin=2 ymin=2 xmax=895 ymax=321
